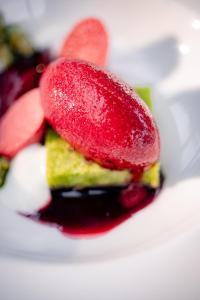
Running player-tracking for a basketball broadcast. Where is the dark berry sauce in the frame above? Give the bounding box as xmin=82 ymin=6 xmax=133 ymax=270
xmin=28 ymin=178 xmax=163 ymax=237
xmin=0 ymin=50 xmax=51 ymax=116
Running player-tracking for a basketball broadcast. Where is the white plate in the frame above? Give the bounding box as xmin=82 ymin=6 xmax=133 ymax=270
xmin=0 ymin=0 xmax=200 ymax=264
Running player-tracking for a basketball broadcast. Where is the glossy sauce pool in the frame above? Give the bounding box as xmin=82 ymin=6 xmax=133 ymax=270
xmin=28 ymin=178 xmax=163 ymax=237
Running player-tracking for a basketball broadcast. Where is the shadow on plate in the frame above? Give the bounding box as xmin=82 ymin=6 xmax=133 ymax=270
xmin=156 ymin=89 xmax=200 ymax=186
xmin=110 ymin=36 xmax=179 ymax=86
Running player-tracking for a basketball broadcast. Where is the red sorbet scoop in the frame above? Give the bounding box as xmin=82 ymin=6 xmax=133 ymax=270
xmin=40 ymin=59 xmax=160 ymax=170
xmin=0 ymin=88 xmax=45 ymax=159
xmin=59 ymin=18 xmax=108 ymax=66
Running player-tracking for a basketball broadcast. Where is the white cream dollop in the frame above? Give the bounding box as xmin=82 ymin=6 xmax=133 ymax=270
xmin=0 ymin=144 xmax=50 ymax=214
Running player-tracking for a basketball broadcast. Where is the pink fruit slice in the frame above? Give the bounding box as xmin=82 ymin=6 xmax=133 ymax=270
xmin=40 ymin=59 xmax=160 ymax=171
xmin=59 ymin=18 xmax=108 ymax=66
xmin=0 ymin=88 xmax=45 ymax=159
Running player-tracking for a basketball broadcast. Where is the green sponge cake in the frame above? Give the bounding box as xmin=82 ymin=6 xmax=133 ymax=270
xmin=141 ymin=162 xmax=160 ymax=188
xmin=135 ymin=87 xmax=153 ymax=112
xmin=0 ymin=157 xmax=9 ymax=187
xmin=46 ymin=129 xmax=132 ymax=189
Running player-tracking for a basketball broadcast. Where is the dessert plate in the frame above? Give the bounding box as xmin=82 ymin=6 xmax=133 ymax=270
xmin=0 ymin=0 xmax=200 ymax=263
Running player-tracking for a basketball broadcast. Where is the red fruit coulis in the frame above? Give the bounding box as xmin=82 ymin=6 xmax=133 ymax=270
xmin=28 ymin=175 xmax=163 ymax=237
